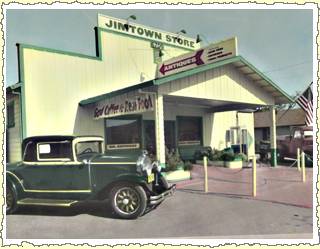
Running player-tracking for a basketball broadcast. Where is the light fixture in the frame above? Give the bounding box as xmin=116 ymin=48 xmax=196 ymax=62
xmin=196 ymin=34 xmax=209 ymax=44
xmin=159 ymin=50 xmax=164 ymax=57
xmin=177 ymin=29 xmax=186 ymax=35
xmin=175 ymin=29 xmax=187 ymax=44
xmin=196 ymin=34 xmax=202 ymax=43
xmin=124 ymin=15 xmax=137 ymax=31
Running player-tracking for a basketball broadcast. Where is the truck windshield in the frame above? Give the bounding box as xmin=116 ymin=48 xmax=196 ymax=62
xmin=76 ymin=141 xmax=102 ymax=157
xmin=304 ymin=131 xmax=313 ymax=138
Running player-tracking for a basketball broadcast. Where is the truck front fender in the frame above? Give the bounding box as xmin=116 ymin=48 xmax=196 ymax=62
xmin=94 ymin=173 xmax=150 ymax=200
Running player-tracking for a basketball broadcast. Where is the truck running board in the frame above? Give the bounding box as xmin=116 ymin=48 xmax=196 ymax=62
xmin=17 ymin=198 xmax=78 ymax=207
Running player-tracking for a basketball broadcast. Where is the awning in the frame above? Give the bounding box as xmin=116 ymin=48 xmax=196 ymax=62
xmin=79 ymin=55 xmax=293 ymax=107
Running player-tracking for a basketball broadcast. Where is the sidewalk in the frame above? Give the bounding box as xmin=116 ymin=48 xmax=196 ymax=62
xmin=175 ymin=164 xmax=313 ymax=208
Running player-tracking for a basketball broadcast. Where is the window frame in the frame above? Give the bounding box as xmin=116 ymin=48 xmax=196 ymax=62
xmin=176 ymin=116 xmax=203 ymax=146
xmin=36 ymin=141 xmax=73 ymax=162
xmin=6 ymin=101 xmax=15 ymax=128
xmin=104 ymin=115 xmax=143 ymax=150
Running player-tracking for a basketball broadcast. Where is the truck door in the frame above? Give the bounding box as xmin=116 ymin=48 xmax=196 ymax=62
xmin=290 ymin=129 xmax=303 ymax=156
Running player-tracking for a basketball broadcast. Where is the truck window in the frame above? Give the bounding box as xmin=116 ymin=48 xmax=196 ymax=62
xmin=303 ymin=130 xmax=313 ymax=138
xmin=37 ymin=141 xmax=72 ymax=161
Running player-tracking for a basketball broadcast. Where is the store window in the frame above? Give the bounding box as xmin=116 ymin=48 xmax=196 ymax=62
xmin=177 ymin=117 xmax=202 ymax=146
xmin=105 ymin=116 xmax=141 ymax=150
xmin=6 ymin=102 xmax=15 ymax=128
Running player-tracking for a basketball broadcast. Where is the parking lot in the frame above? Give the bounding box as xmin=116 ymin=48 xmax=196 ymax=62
xmin=6 ymin=165 xmax=314 ymax=240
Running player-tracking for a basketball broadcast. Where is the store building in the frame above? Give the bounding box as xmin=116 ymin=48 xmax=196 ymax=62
xmin=6 ymin=14 xmax=292 ymax=166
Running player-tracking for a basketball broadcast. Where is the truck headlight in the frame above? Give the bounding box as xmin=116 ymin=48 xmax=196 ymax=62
xmin=136 ymin=150 xmax=153 ymax=174
xmin=152 ymin=161 xmax=162 ymax=172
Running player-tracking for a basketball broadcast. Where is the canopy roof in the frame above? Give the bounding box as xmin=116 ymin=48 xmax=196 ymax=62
xmin=79 ymin=55 xmax=293 ymax=106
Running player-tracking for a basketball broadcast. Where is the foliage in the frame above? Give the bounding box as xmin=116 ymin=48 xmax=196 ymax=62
xmin=165 ymin=147 xmax=183 ymax=172
xmin=211 ymin=148 xmax=247 ymax=162
xmin=235 ymin=153 xmax=247 ymax=161
xmin=183 ymin=161 xmax=193 ymax=171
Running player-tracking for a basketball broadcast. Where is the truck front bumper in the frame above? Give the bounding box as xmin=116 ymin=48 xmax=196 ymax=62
xmin=149 ymin=184 xmax=176 ymax=205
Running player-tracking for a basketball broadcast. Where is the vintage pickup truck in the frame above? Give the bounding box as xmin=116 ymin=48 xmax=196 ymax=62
xmin=6 ymin=136 xmax=175 ymax=219
xmin=277 ymin=126 xmax=313 ymax=162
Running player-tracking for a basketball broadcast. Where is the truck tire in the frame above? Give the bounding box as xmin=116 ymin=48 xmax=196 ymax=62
xmin=6 ymin=185 xmax=18 ymax=214
xmin=109 ymin=182 xmax=147 ymax=219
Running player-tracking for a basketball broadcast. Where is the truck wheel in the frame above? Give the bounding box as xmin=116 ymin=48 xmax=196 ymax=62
xmin=6 ymin=185 xmax=17 ymax=214
xmin=109 ymin=183 xmax=147 ymax=219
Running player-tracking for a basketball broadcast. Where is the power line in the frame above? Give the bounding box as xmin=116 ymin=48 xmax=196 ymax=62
xmin=262 ymin=60 xmax=312 ymax=74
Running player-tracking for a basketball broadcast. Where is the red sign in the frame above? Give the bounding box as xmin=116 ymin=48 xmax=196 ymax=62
xmin=94 ymin=94 xmax=154 ymax=119
xmin=159 ymin=50 xmax=204 ymax=75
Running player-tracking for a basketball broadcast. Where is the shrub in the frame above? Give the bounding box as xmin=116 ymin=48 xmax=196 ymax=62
xmin=183 ymin=161 xmax=193 ymax=171
xmin=235 ymin=153 xmax=247 ymax=161
xmin=165 ymin=147 xmax=183 ymax=172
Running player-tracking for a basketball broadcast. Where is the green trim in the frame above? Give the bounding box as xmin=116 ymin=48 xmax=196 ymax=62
xmin=97 ymin=27 xmax=195 ymax=52
xmin=6 ymin=101 xmax=15 ymax=128
xmin=160 ymin=163 xmax=166 ymax=169
xmin=271 ymin=148 xmax=277 ymax=167
xmin=238 ymin=56 xmax=294 ymax=103
xmin=19 ymin=43 xmax=101 ymax=61
xmin=79 ymin=80 xmax=154 ymax=106
xmin=18 ymin=45 xmax=27 ymax=140
xmin=155 ymin=56 xmax=241 ymax=85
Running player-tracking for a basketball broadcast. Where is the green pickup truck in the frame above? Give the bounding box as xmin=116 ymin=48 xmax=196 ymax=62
xmin=6 ymin=136 xmax=175 ymax=219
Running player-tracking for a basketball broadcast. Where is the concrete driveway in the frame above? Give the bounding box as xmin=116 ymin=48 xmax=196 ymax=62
xmin=6 ymin=189 xmax=313 ymax=240
xmin=177 ymin=164 xmax=313 ymax=208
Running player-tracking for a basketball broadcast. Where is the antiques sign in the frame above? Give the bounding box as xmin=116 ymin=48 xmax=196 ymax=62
xmin=94 ymin=94 xmax=154 ymax=119
xmin=157 ymin=37 xmax=237 ymax=77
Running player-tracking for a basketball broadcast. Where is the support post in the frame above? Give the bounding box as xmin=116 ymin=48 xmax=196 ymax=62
xmin=270 ymin=106 xmax=277 ymax=167
xmin=252 ymin=155 xmax=257 ymax=197
xmin=203 ymin=156 xmax=208 ymax=193
xmin=297 ymin=148 xmax=301 ymax=171
xmin=301 ymin=151 xmax=306 ymax=182
xmin=154 ymin=93 xmax=166 ymax=168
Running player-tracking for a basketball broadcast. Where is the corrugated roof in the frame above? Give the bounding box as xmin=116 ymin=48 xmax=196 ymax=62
xmin=254 ymin=108 xmax=305 ymax=128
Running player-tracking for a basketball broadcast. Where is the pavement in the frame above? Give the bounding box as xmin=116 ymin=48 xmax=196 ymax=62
xmin=6 ymin=191 xmax=313 ymax=240
xmin=175 ymin=163 xmax=313 ymax=208
xmin=6 ymin=163 xmax=314 ymax=240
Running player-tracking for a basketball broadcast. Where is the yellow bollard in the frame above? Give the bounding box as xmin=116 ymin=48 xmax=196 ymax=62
xmin=301 ymin=151 xmax=306 ymax=182
xmin=297 ymin=148 xmax=301 ymax=171
xmin=252 ymin=155 xmax=257 ymax=197
xmin=203 ymin=156 xmax=208 ymax=193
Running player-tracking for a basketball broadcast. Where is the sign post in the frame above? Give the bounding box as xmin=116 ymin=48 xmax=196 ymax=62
xmin=252 ymin=155 xmax=257 ymax=197
xmin=203 ymin=156 xmax=208 ymax=193
xmin=301 ymin=151 xmax=306 ymax=182
xmin=297 ymin=148 xmax=301 ymax=171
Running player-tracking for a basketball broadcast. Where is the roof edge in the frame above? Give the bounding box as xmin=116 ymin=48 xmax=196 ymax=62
xmin=79 ymin=80 xmax=155 ymax=106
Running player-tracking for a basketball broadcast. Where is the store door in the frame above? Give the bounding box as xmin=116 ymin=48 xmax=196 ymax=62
xmin=143 ymin=120 xmax=176 ymax=155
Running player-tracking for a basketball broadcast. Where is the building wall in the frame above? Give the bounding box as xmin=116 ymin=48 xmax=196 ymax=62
xmin=6 ymin=94 xmax=22 ymax=162
xmin=158 ymin=64 xmax=275 ymax=106
xmin=207 ymin=111 xmax=255 ymax=157
xmin=21 ymin=29 xmax=190 ymax=138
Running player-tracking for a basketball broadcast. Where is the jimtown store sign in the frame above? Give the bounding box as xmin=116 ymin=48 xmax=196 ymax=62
xmin=94 ymin=93 xmax=154 ymax=119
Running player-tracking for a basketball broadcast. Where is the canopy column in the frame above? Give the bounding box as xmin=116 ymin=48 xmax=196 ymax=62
xmin=270 ymin=106 xmax=277 ymax=167
xmin=154 ymin=93 xmax=166 ymax=168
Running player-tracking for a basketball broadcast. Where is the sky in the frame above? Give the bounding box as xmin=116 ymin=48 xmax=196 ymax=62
xmin=5 ymin=7 xmax=314 ymax=96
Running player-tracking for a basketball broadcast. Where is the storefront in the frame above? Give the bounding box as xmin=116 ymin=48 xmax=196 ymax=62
xmin=6 ymin=14 xmax=292 ymax=167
